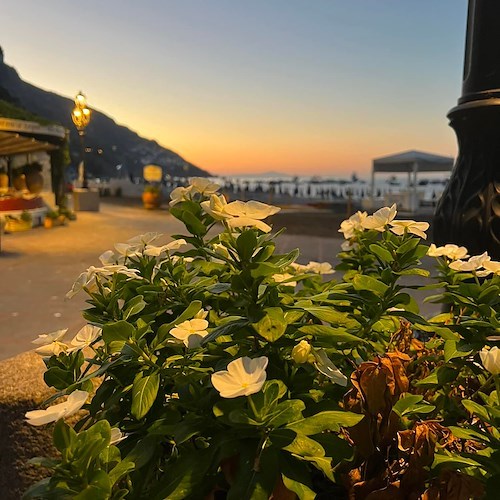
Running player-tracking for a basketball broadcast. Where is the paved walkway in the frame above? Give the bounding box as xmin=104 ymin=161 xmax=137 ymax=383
xmin=0 ymin=201 xmax=440 ymax=360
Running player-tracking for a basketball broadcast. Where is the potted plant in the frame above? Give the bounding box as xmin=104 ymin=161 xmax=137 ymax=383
xmin=0 ymin=166 xmax=8 ymax=190
xmin=4 ymin=211 xmax=32 ymax=232
xmin=43 ymin=210 xmax=59 ymax=229
xmin=23 ymin=180 xmax=500 ymax=499
xmin=142 ymin=183 xmax=161 ymax=209
xmin=24 ymin=161 xmax=44 ymax=194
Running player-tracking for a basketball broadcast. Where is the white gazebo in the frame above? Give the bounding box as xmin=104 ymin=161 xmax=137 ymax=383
xmin=370 ymin=150 xmax=454 ymax=212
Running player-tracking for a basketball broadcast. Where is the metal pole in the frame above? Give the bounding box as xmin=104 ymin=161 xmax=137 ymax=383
xmin=79 ymin=130 xmax=87 ymax=189
xmin=434 ymin=0 xmax=500 ymax=258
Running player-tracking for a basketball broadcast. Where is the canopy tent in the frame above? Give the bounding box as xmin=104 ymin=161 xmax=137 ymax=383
xmin=0 ymin=131 xmax=58 ymax=156
xmin=370 ymin=150 xmax=454 ymax=212
xmin=373 ymin=150 xmax=454 ymax=174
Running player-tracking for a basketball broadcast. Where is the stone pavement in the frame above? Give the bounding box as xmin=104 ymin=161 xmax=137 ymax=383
xmin=0 ymin=201 xmax=440 ymax=361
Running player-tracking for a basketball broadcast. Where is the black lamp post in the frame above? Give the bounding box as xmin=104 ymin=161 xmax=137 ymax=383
xmin=434 ymin=1 xmax=500 ymax=258
xmin=71 ymin=91 xmax=91 ymax=189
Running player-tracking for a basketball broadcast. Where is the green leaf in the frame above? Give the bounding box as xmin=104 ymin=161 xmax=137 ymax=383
xmin=415 ymin=366 xmax=458 ymax=387
xmin=353 ymin=274 xmax=389 ymax=296
xmin=227 ymin=444 xmax=278 ymax=500
xmin=266 ymin=400 xmax=306 ymax=428
xmin=282 ymin=474 xmax=315 ymax=499
xmin=237 ymin=230 xmax=257 ymax=261
xmin=279 ymin=453 xmax=316 ymax=500
xmin=102 ymin=320 xmax=135 ymax=352
xmin=53 ymin=419 xmax=77 ymax=453
xmin=123 ymin=295 xmax=146 ymax=320
xmin=182 ymin=210 xmax=207 ymax=236
xmin=279 ymin=431 xmax=325 ymax=458
xmin=44 ymin=366 xmax=75 ymax=390
xmin=448 ymin=426 xmax=491 ymax=443
xmin=201 ymin=319 xmax=248 ymax=345
xmin=302 ymin=307 xmax=360 ymax=328
xmin=444 ymin=340 xmax=473 ymax=362
xmin=252 ymin=308 xmax=287 ymax=342
xmin=298 ymin=324 xmax=365 ymax=343
xmin=392 ymin=394 xmax=435 ymax=417
xmin=286 ymin=411 xmax=364 ymax=435
xmin=462 ymin=400 xmax=491 ymax=423
xmin=432 ymin=452 xmax=482 ymax=469
xmin=369 ymin=244 xmax=394 ymax=263
xmin=151 ymin=447 xmax=215 ymax=500
xmin=396 ymin=237 xmax=420 ymax=254
xmin=131 ymin=371 xmax=160 ymax=420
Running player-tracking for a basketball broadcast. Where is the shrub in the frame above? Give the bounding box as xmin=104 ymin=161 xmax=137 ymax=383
xmin=25 ymin=178 xmax=500 ymax=499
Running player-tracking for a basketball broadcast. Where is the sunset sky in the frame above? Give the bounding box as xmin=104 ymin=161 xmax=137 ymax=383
xmin=2 ymin=0 xmax=467 ymax=177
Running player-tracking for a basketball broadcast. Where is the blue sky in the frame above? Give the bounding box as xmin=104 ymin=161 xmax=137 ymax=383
xmin=1 ymin=0 xmax=468 ymax=175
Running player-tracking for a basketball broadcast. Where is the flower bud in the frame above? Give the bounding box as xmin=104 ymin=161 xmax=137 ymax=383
xmin=292 ymin=340 xmax=312 ymax=364
xmin=479 ymin=347 xmax=500 ymax=375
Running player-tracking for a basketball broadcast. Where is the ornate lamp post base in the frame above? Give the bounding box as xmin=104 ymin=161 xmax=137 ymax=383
xmin=434 ymin=100 xmax=500 ymax=257
xmin=434 ymin=0 xmax=500 ymax=259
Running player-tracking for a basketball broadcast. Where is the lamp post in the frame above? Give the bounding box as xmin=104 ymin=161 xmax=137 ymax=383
xmin=434 ymin=1 xmax=500 ymax=258
xmin=71 ymin=91 xmax=91 ymax=189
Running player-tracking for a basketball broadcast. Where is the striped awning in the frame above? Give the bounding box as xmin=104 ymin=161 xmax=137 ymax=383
xmin=0 ymin=131 xmax=58 ymax=156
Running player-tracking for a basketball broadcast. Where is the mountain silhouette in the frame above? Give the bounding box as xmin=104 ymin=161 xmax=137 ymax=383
xmin=0 ymin=46 xmax=209 ymax=179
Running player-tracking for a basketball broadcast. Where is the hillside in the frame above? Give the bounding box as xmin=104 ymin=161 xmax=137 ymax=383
xmin=0 ymin=47 xmax=209 ymax=179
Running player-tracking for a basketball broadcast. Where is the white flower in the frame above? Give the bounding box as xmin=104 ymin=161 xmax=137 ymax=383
xmin=483 ymin=260 xmax=500 ymax=275
xmin=169 ymin=185 xmax=194 ymax=206
xmin=25 ymin=390 xmax=88 ymax=426
xmin=32 ymin=329 xmax=69 ymax=357
xmin=66 ymin=265 xmax=141 ymax=299
xmin=273 ymin=273 xmax=297 ymax=287
xmin=66 ymin=268 xmax=98 ymax=299
xmin=114 ymin=243 xmax=142 ymax=258
xmin=390 ymin=220 xmax=429 ymax=239
xmin=127 ymin=232 xmax=162 ymax=246
xmin=170 ymin=318 xmax=209 ymax=348
xmin=68 ymin=325 xmax=102 ymax=352
xmin=211 ymin=356 xmax=268 ymax=398
xmin=144 ymin=239 xmax=187 ymax=257
xmin=224 ymin=200 xmax=280 ymax=233
xmin=449 ymin=252 xmax=491 ymax=272
xmin=99 ymin=250 xmax=117 ymax=265
xmin=313 ymin=350 xmax=348 ymax=386
xmin=290 ymin=262 xmax=310 ymax=273
xmin=189 ymin=177 xmax=221 ymax=195
xmin=306 ymin=261 xmax=335 ymax=275
xmin=362 ymin=204 xmax=397 ymax=231
xmin=479 ymin=347 xmax=500 ymax=375
xmin=427 ymin=243 xmax=468 ymax=260
xmin=200 ymin=194 xmax=230 ymax=220
xmin=341 ymin=240 xmax=356 ymax=252
xmin=110 ymin=428 xmax=126 ymax=445
xmin=339 ymin=211 xmax=368 ymax=239
xmin=292 ymin=340 xmax=312 ymax=364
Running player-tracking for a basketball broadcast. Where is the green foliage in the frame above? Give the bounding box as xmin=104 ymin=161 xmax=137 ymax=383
xmin=26 ymin=192 xmax=500 ymax=499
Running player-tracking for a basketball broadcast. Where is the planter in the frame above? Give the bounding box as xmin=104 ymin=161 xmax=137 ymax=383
xmin=44 ymin=217 xmax=54 ymax=229
xmin=142 ymin=190 xmax=161 ymax=209
xmin=0 ymin=172 xmax=8 ymax=189
xmin=12 ymin=174 xmax=26 ymax=191
xmin=4 ymin=218 xmax=32 ymax=233
xmin=25 ymin=168 xmax=44 ymax=195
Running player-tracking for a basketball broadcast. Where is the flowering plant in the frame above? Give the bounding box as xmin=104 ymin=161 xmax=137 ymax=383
xmin=24 ymin=180 xmax=500 ymax=499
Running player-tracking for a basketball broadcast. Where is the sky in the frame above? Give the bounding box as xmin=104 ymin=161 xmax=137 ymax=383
xmin=1 ymin=0 xmax=467 ymax=177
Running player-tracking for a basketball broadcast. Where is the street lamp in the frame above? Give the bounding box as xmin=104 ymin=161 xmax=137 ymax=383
xmin=434 ymin=1 xmax=500 ymax=258
xmin=71 ymin=91 xmax=91 ymax=189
